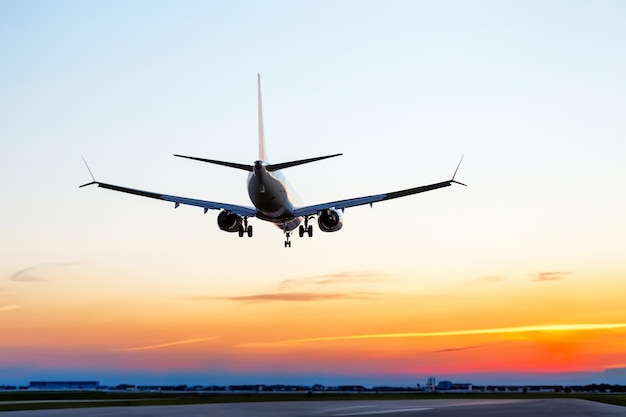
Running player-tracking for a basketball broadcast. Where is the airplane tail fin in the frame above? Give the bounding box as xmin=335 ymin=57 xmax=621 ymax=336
xmin=173 ymin=75 xmax=342 ymax=172
xmin=258 ymin=73 xmax=267 ymax=161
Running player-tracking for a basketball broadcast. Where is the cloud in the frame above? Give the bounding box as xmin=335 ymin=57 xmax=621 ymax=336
xmin=531 ymin=271 xmax=571 ymax=282
xmin=9 ymin=261 xmax=85 ymax=282
xmin=279 ymin=270 xmax=389 ymax=291
xmin=186 ymin=271 xmax=396 ymax=304
xmin=188 ymin=291 xmax=382 ymax=304
xmin=0 ymin=305 xmax=19 ymax=313
xmin=117 ymin=337 xmax=217 ymax=352
xmin=246 ymin=323 xmax=626 ymax=346
xmin=430 ymin=345 xmax=485 ymax=354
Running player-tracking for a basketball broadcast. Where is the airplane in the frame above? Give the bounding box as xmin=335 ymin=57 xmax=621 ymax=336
xmin=81 ymin=74 xmax=465 ymax=247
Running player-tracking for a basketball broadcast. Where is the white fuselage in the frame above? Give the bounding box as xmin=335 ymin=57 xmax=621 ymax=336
xmin=247 ymin=160 xmax=302 ymax=231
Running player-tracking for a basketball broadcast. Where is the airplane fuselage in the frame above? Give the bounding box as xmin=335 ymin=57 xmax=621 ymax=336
xmin=247 ymin=160 xmax=302 ymax=231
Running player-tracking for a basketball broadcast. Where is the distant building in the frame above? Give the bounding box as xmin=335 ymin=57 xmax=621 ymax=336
xmin=29 ymin=381 xmax=100 ymax=390
xmin=437 ymin=381 xmax=472 ymax=392
xmin=227 ymin=384 xmax=265 ymax=392
xmin=437 ymin=380 xmax=452 ymax=390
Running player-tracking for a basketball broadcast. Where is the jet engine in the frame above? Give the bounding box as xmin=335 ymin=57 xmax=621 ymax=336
xmin=317 ymin=208 xmax=343 ymax=232
xmin=217 ymin=210 xmax=243 ymax=233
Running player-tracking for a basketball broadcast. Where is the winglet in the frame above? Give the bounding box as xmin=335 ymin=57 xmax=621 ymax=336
xmin=79 ymin=157 xmax=98 ymax=188
xmin=451 ymin=155 xmax=466 ymax=186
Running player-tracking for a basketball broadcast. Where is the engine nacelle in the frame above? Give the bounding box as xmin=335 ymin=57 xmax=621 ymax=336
xmin=317 ymin=208 xmax=343 ymax=232
xmin=217 ymin=210 xmax=243 ymax=233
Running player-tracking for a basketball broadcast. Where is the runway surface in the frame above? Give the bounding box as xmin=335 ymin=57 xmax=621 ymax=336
xmin=1 ymin=398 xmax=624 ymax=416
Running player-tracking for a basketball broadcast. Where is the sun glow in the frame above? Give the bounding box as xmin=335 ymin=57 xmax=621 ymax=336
xmin=244 ymin=323 xmax=626 ymax=346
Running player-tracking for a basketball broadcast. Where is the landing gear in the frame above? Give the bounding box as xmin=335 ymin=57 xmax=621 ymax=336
xmin=299 ymin=225 xmax=313 ymax=237
xmin=299 ymin=217 xmax=313 ymax=238
xmin=284 ymin=232 xmax=291 ymax=248
xmin=238 ymin=218 xmax=253 ymax=238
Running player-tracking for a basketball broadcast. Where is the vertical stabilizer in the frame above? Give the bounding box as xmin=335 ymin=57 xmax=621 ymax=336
xmin=257 ymin=74 xmax=268 ymax=161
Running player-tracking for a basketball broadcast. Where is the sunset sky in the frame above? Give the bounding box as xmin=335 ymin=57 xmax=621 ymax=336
xmin=1 ymin=1 xmax=626 ymax=387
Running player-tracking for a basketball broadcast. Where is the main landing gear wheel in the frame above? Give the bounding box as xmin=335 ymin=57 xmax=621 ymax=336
xmin=238 ymin=218 xmax=253 ymax=238
xmin=299 ymin=217 xmax=314 ymax=238
xmin=284 ymin=232 xmax=292 ymax=248
xmin=299 ymin=225 xmax=313 ymax=237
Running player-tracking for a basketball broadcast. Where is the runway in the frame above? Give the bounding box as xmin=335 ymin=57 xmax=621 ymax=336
xmin=1 ymin=398 xmax=624 ymax=417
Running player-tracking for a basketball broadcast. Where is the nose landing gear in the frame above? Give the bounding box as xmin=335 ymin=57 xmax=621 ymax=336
xmin=284 ymin=217 xmax=314 ymax=247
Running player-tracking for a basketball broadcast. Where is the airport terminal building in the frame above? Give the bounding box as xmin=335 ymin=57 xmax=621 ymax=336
xmin=29 ymin=381 xmax=100 ymax=390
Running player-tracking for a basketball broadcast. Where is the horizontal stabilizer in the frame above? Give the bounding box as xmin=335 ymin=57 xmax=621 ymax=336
xmin=266 ymin=153 xmax=342 ymax=171
xmin=174 ymin=153 xmax=342 ymax=172
xmin=173 ymin=154 xmax=252 ymax=172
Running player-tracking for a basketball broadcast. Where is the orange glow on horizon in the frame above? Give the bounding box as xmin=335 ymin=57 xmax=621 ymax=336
xmin=2 ymin=265 xmax=626 ymax=380
xmin=242 ymin=323 xmax=626 ymax=346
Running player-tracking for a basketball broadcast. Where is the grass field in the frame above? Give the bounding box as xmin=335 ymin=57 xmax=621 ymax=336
xmin=1 ymin=391 xmax=625 ymax=412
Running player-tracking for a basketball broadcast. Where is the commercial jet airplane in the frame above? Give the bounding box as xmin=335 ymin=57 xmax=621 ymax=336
xmin=81 ymin=75 xmax=465 ymax=247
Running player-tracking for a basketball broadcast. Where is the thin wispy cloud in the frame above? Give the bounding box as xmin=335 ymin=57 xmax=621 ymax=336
xmin=188 ymin=291 xmax=383 ymax=304
xmin=245 ymin=323 xmax=626 ymax=346
xmin=0 ymin=305 xmax=19 ymax=313
xmin=117 ymin=337 xmax=217 ymax=352
xmin=185 ymin=270 xmax=394 ymax=304
xmin=279 ymin=270 xmax=389 ymax=291
xmin=531 ymin=271 xmax=571 ymax=282
xmin=430 ymin=345 xmax=485 ymax=354
xmin=9 ymin=261 xmax=85 ymax=282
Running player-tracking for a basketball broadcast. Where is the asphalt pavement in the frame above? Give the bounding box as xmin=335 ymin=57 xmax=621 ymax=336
xmin=0 ymin=398 xmax=624 ymax=417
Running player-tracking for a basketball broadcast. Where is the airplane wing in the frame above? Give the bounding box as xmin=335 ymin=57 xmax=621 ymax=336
xmin=80 ymin=181 xmax=257 ymax=218
xmin=294 ymin=157 xmax=466 ymax=217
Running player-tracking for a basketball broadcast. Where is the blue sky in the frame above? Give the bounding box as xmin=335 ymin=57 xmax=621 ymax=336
xmin=1 ymin=0 xmax=626 ymax=386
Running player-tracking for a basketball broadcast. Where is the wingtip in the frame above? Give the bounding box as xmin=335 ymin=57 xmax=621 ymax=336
xmin=79 ymin=181 xmax=97 ymax=188
xmin=451 ymin=154 xmax=464 ymax=182
xmin=81 ymin=156 xmax=97 ymax=185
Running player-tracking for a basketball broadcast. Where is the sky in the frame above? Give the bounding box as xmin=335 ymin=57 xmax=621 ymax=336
xmin=1 ymin=0 xmax=626 ymax=387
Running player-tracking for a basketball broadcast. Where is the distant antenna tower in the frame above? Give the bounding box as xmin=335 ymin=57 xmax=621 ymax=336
xmin=426 ymin=377 xmax=436 ymax=391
